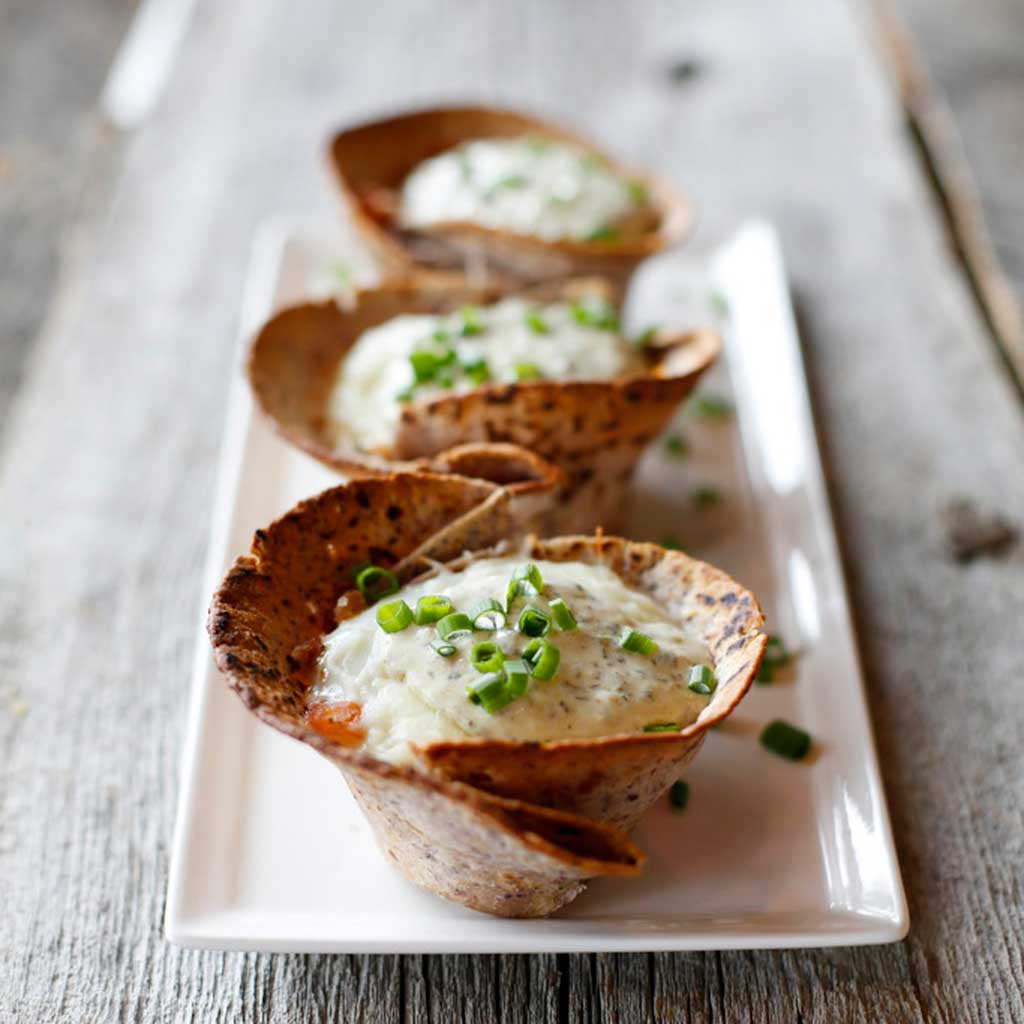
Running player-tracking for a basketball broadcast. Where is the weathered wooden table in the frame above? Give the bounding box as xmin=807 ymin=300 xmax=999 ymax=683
xmin=3 ymin=0 xmax=1023 ymax=1020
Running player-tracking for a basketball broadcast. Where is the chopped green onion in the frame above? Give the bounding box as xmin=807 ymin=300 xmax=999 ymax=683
xmin=689 ymin=391 xmax=734 ymax=420
xmin=436 ymin=612 xmax=474 ymax=641
xmin=619 ymin=628 xmax=659 ymax=656
xmin=462 ymin=358 xmax=491 ymax=385
xmin=584 ymin=224 xmax=619 ymax=243
xmin=332 ymin=261 xmax=353 ymax=286
xmin=548 ymin=597 xmax=577 ymax=631
xmin=467 ymin=671 xmax=513 ymax=714
xmin=709 ymin=290 xmax=730 ymax=316
xmin=517 ymin=606 xmax=552 ymax=638
xmin=414 ymin=594 xmax=453 ymax=625
xmin=659 ymin=535 xmax=680 ymax=550
xmin=459 ymin=305 xmax=484 ymax=336
xmin=760 ymin=719 xmax=811 ymax=761
xmin=669 ymin=780 xmax=689 ymax=810
xmin=432 ymin=328 xmax=451 ymax=344
xmin=504 ymin=659 xmax=530 ymax=697
xmin=486 ymin=173 xmax=528 ymax=197
xmin=570 ymin=295 xmax=620 ymax=331
xmin=409 ymin=350 xmax=444 ymax=383
xmin=643 ymin=722 xmax=680 ymax=733
xmin=627 ymin=180 xmax=650 ymax=204
xmin=635 ymin=326 xmax=659 ymax=348
xmin=578 ymin=152 xmax=605 ymax=173
xmin=506 ymin=563 xmax=545 ymax=607
xmin=525 ymin=135 xmax=551 ymax=154
xmin=756 ymin=635 xmax=791 ymax=683
xmin=522 ymin=638 xmax=560 ymax=681
xmin=663 ymin=434 xmax=688 ymax=457
xmin=469 ymin=598 xmax=506 ymax=631
xmin=376 ymin=599 xmax=413 ymax=633
xmin=431 ymin=639 xmax=457 ymax=658
xmin=524 ymin=310 xmax=549 ymax=335
xmin=355 ymin=565 xmax=399 ymax=604
xmin=687 ymin=664 xmax=717 ymax=695
xmin=515 ymin=362 xmax=545 ymax=380
xmin=470 ymin=641 xmax=505 ymax=673
xmin=692 ymin=486 xmax=721 ymax=509
xmin=395 ymin=387 xmax=416 ymax=403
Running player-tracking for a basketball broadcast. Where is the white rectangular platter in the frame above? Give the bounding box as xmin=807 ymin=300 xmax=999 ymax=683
xmin=165 ymin=218 xmax=907 ymax=952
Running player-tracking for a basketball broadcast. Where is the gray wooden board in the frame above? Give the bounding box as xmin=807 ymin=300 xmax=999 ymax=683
xmin=1 ymin=0 xmax=1022 ymax=1020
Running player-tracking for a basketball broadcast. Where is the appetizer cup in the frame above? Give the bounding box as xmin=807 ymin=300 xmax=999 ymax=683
xmin=209 ymin=473 xmax=767 ymax=917
xmin=248 ymin=277 xmax=720 ymax=533
xmin=328 ymin=105 xmax=694 ymax=295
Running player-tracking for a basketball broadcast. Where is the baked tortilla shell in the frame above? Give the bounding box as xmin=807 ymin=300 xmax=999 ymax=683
xmin=209 ymin=473 xmax=765 ymax=917
xmin=327 ymin=104 xmax=693 ymax=296
xmin=247 ymin=278 xmax=719 ymax=533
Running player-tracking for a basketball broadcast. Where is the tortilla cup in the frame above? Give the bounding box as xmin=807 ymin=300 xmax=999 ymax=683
xmin=209 ymin=473 xmax=766 ymax=916
xmin=327 ymin=105 xmax=693 ymax=295
xmin=247 ymin=276 xmax=720 ymax=534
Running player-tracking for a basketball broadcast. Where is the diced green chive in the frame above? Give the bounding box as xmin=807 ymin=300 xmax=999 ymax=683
xmin=571 ymin=296 xmax=620 ymax=331
xmin=376 ymin=599 xmax=413 ymax=633
xmin=517 ymin=606 xmax=552 ymax=638
xmin=689 ymin=391 xmax=734 ymax=420
xmin=355 ymin=565 xmax=399 ymax=604
xmin=525 ymin=310 xmax=549 ymax=335
xmin=522 ymin=638 xmax=560 ymax=681
xmin=619 ymin=628 xmax=659 ymax=656
xmin=687 ymin=663 xmax=717 ymax=695
xmin=663 ymin=434 xmax=688 ymax=457
xmin=435 ymin=369 xmax=455 ymax=389
xmin=709 ymin=289 xmax=730 ymax=316
xmin=506 ymin=563 xmax=545 ymax=607
xmin=525 ymin=135 xmax=551 ymax=155
xmin=635 ymin=326 xmax=659 ymax=348
xmin=548 ymin=597 xmax=577 ymax=631
xmin=470 ymin=641 xmax=505 ymax=674
xmin=669 ymin=780 xmax=689 ymax=810
xmin=760 ymin=719 xmax=812 ymax=761
xmin=460 ymin=305 xmax=484 ymax=337
xmin=467 ymin=671 xmax=513 ymax=714
xmin=409 ymin=350 xmax=442 ymax=383
xmin=431 ymin=639 xmax=457 ymax=658
xmin=515 ymin=362 xmax=545 ymax=380
xmin=643 ymin=722 xmax=680 ymax=733
xmin=659 ymin=535 xmax=680 ymax=550
xmin=692 ymin=486 xmax=721 ymax=508
xmin=584 ymin=224 xmax=619 ymax=243
xmin=432 ymin=328 xmax=451 ymax=344
xmin=395 ymin=387 xmax=416 ymax=403
xmin=462 ymin=358 xmax=491 ymax=385
xmin=504 ymin=659 xmax=530 ymax=697
xmin=458 ymin=152 xmax=473 ymax=182
xmin=469 ymin=598 xmax=506 ymax=631
xmin=485 ymin=174 xmax=528 ymax=198
xmin=414 ymin=594 xmax=453 ymax=625
xmin=627 ymin=180 xmax=650 ymax=204
xmin=756 ymin=635 xmax=790 ymax=684
xmin=332 ymin=261 xmax=353 ymax=286
xmin=436 ymin=612 xmax=474 ymax=641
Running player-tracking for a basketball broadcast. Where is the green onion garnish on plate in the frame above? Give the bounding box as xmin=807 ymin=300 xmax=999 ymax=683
xmin=524 ymin=310 xmax=549 ymax=335
xmin=627 ymin=180 xmax=649 ymax=204
xmin=515 ymin=362 xmax=545 ymax=380
xmin=469 ymin=598 xmax=506 ymax=631
xmin=759 ymin=719 xmax=811 ymax=760
xmin=635 ymin=325 xmax=659 ymax=348
xmin=643 ymin=722 xmax=680 ymax=733
xmin=467 ymin=672 xmax=512 ymax=714
xmin=460 ymin=305 xmax=484 ymax=337
xmin=669 ymin=780 xmax=689 ymax=810
xmin=414 ymin=595 xmax=453 ymax=625
xmin=687 ymin=664 xmax=717 ymax=695
xmin=355 ymin=565 xmax=399 ymax=604
xmin=470 ymin=641 xmax=505 ymax=674
xmin=431 ymin=638 xmax=457 ymax=658
xmin=756 ymin=634 xmax=791 ymax=683
xmin=548 ymin=598 xmax=577 ymax=631
xmin=689 ymin=391 xmax=734 ymax=420
xmin=570 ymin=296 xmax=620 ymax=331
xmin=504 ymin=659 xmax=529 ymax=697
xmin=522 ymin=638 xmax=560 ymax=681
xmin=506 ymin=563 xmax=545 ymax=606
xmin=462 ymin=358 xmax=491 ymax=386
xmin=584 ymin=224 xmax=619 ymax=243
xmin=517 ymin=606 xmax=551 ymax=638
xmin=376 ymin=599 xmax=413 ymax=633
xmin=663 ymin=435 xmax=688 ymax=457
xmin=436 ymin=612 xmax=474 ymax=641
xmin=619 ymin=628 xmax=658 ymax=656
xmin=692 ymin=485 xmax=721 ymax=509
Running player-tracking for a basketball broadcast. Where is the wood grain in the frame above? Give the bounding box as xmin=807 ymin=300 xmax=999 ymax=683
xmin=1 ymin=0 xmax=1022 ymax=1021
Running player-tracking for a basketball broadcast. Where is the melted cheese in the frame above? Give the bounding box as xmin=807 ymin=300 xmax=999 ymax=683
xmin=328 ymin=296 xmax=642 ymax=450
xmin=312 ymin=556 xmax=711 ymax=765
xmin=398 ymin=136 xmax=643 ymax=242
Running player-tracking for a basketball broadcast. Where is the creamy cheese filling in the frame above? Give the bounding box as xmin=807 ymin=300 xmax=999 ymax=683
xmin=327 ymin=295 xmax=643 ymax=451
xmin=397 ymin=136 xmax=647 ymax=242
xmin=311 ymin=556 xmax=712 ymax=765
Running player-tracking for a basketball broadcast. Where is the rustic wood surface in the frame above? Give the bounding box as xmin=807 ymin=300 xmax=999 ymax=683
xmin=2 ymin=0 xmax=1022 ymax=1020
